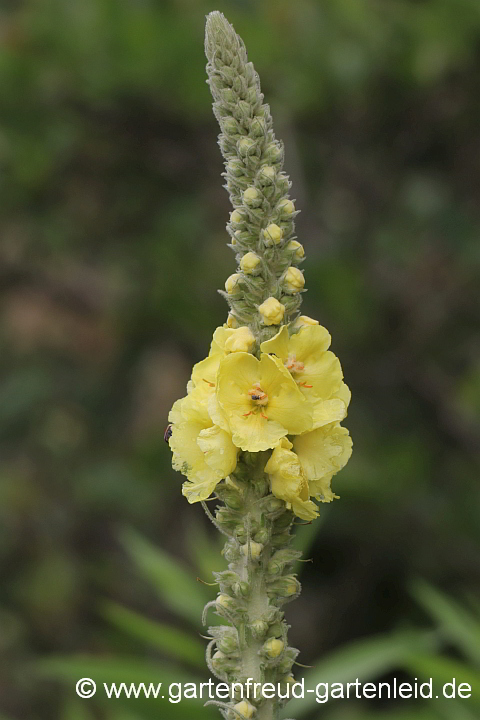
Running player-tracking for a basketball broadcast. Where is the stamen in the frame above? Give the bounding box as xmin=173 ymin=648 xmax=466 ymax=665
xmin=203 ymin=378 xmax=215 ymax=387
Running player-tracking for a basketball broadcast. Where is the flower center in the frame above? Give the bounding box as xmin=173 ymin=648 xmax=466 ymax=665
xmin=284 ymin=354 xmax=305 ymax=374
xmin=247 ymin=382 xmax=269 ymax=406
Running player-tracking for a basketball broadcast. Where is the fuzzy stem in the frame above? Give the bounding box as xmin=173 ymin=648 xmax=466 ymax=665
xmin=205 ymin=454 xmax=301 ymax=719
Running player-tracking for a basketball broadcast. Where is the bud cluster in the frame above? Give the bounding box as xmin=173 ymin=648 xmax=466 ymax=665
xmin=205 ymin=12 xmax=306 ymax=345
xmin=203 ymin=454 xmax=302 ymax=718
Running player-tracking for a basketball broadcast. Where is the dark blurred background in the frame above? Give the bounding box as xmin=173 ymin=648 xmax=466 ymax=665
xmin=0 ymin=1 xmax=479 ymax=719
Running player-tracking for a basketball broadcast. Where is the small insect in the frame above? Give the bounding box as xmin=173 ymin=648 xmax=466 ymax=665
xmin=164 ymin=424 xmax=173 ymax=442
xmin=250 ymin=394 xmax=262 ymax=400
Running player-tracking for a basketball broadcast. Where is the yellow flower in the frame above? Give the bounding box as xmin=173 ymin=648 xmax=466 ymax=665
xmin=214 ymin=352 xmax=312 ymax=452
xmin=264 ymin=438 xmax=319 ymax=521
xmin=168 ymin=389 xmax=238 ymax=504
xmin=225 ymin=273 xmax=242 ymax=294
xmin=258 ymin=296 xmax=285 ymax=325
xmin=287 ymin=240 xmax=304 ymax=260
xmin=263 ymin=223 xmax=283 ymax=246
xmin=224 ymin=326 xmax=255 ymax=353
xmin=261 ymin=325 xmax=347 ymax=428
xmin=293 ymin=315 xmax=318 ymax=329
xmin=284 ymin=266 xmax=305 ymax=293
xmin=292 ymin=422 xmax=352 ymax=502
xmin=240 ymin=251 xmax=261 ymax=274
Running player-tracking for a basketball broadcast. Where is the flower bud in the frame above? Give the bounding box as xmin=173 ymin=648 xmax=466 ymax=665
xmin=225 ymin=273 xmax=242 ymax=294
xmin=233 ymin=701 xmax=255 ymax=719
xmin=222 ymin=88 xmax=235 ymax=103
xmin=216 ymin=594 xmax=235 ymax=610
xmin=238 ymin=137 xmax=255 ymax=156
xmin=266 ymin=496 xmax=284 ymax=513
xmin=267 ymin=622 xmax=284 ymax=638
xmin=243 ymin=186 xmax=262 ymax=207
xmin=222 ymin=117 xmax=239 ymax=135
xmin=250 ymin=117 xmax=265 ymax=137
xmin=251 ymin=619 xmax=269 ymax=639
xmin=225 ymin=326 xmax=255 ymax=353
xmin=287 ymin=240 xmax=304 ymax=260
xmin=227 ymin=313 xmax=239 ymax=329
xmin=258 ymin=165 xmax=276 ymax=184
xmin=284 ymin=266 xmax=305 ymax=293
xmin=230 ymin=209 xmax=244 ymax=225
xmin=258 ymin=297 xmax=285 ymax=325
xmin=241 ymin=541 xmax=263 ymax=559
xmin=240 ymin=251 xmax=261 ymax=274
xmin=271 ymin=576 xmax=300 ymax=598
xmin=227 ymin=159 xmax=245 ymax=177
xmin=233 ymin=581 xmax=250 ymax=597
xmin=263 ymin=223 xmax=283 ymax=246
xmin=278 ymin=198 xmax=295 ymax=215
xmin=218 ymin=634 xmax=239 ymax=654
xmin=263 ymin=637 xmax=284 ymax=658
xmin=253 ymin=528 xmax=270 ymax=544
xmin=265 ymin=142 xmax=283 ymax=163
xmin=293 ymin=314 xmax=318 ymax=329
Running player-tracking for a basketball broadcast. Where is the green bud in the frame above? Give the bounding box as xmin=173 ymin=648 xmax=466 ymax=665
xmin=267 ymin=622 xmax=285 ymax=638
xmin=234 ymin=525 xmax=247 ymax=543
xmin=222 ymin=117 xmax=239 ymax=135
xmin=233 ymin=581 xmax=250 ymax=597
xmin=265 ymin=141 xmax=283 ymax=163
xmin=266 ymin=497 xmax=285 ymax=513
xmin=250 ymin=116 xmax=265 ymax=137
xmin=243 ymin=186 xmax=262 ymax=207
xmin=227 ymin=159 xmax=245 ymax=177
xmin=222 ymin=88 xmax=235 ymax=103
xmin=258 ymin=165 xmax=276 ymax=185
xmin=251 ymin=620 xmax=269 ymax=639
xmin=254 ymin=528 xmax=270 ymax=544
xmin=238 ymin=137 xmax=255 ymax=156
xmin=218 ymin=634 xmax=239 ymax=654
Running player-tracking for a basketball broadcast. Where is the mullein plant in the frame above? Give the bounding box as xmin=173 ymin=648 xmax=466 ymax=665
xmin=167 ymin=12 xmax=352 ymax=720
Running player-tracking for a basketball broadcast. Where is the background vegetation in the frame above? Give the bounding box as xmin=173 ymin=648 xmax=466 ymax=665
xmin=0 ymin=1 xmax=479 ymax=718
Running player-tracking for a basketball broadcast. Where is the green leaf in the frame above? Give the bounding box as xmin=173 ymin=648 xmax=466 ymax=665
xmin=281 ymin=630 xmax=438 ymax=718
xmin=101 ymin=601 xmax=205 ymax=669
xmin=119 ymin=527 xmax=209 ymax=626
xmin=411 ymin=580 xmax=480 ymax=666
xmin=407 ymin=654 xmax=480 ymax=706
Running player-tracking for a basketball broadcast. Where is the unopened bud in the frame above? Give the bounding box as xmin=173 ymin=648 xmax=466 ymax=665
xmin=225 ymin=326 xmax=255 ymax=353
xmin=216 ymin=594 xmax=235 ymax=610
xmin=243 ymin=187 xmax=262 ymax=207
xmin=287 ymin=240 xmax=304 ymax=260
xmin=253 ymin=528 xmax=269 ymax=544
xmin=241 ymin=541 xmax=263 ymax=559
xmin=263 ymin=638 xmax=284 ymax=658
xmin=233 ymin=581 xmax=250 ymax=597
xmin=227 ymin=313 xmax=239 ymax=329
xmin=278 ymin=198 xmax=295 ymax=215
xmin=233 ymin=701 xmax=255 ymax=719
xmin=258 ymin=297 xmax=285 ymax=326
xmin=225 ymin=273 xmax=242 ymax=294
xmin=251 ymin=620 xmax=269 ymax=639
xmin=238 ymin=137 xmax=255 ymax=156
xmin=258 ymin=165 xmax=275 ymax=184
xmin=284 ymin=266 xmax=305 ymax=293
xmin=230 ymin=209 xmax=244 ymax=224
xmin=240 ymin=252 xmax=261 ymax=274
xmin=263 ymin=223 xmax=283 ymax=246
xmin=218 ymin=635 xmax=238 ymax=654
xmin=265 ymin=142 xmax=283 ymax=163
xmin=250 ymin=117 xmax=265 ymax=137
xmin=227 ymin=159 xmax=245 ymax=177
xmin=222 ymin=117 xmax=239 ymax=135
xmin=293 ymin=314 xmax=318 ymax=329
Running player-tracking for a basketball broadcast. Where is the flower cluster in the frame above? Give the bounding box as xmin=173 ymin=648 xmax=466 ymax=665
xmin=169 ymin=320 xmax=351 ymax=521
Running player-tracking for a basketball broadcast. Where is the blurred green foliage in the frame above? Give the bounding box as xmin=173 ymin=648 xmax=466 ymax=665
xmin=0 ymin=0 xmax=479 ymax=718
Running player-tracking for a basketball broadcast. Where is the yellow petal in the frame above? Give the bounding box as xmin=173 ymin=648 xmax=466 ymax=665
xmin=293 ymin=423 xmax=352 ymax=487
xmin=263 ymin=355 xmax=313 ymax=435
xmin=260 ymin=325 xmax=290 ymax=360
xmin=182 ymin=477 xmax=222 ymax=504
xmin=229 ymin=411 xmax=287 ymax=452
xmin=265 ymin=444 xmax=319 ymax=521
xmin=312 ymin=397 xmax=347 ymax=429
xmin=197 ymin=425 xmax=238 ymax=477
